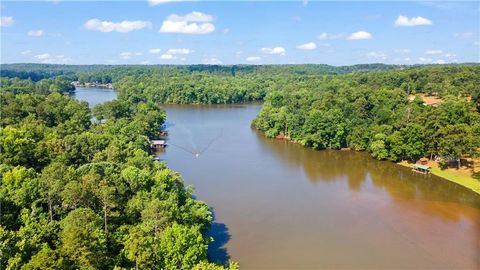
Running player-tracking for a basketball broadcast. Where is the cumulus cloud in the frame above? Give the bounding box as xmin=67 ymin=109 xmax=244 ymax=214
xmin=148 ymin=0 xmax=183 ymax=6
xmin=34 ymin=53 xmax=71 ymax=64
xmin=166 ymin=48 xmax=192 ymax=54
xmin=160 ymin=54 xmax=174 ymax=60
xmin=394 ymin=15 xmax=432 ymax=27
xmin=140 ymin=60 xmax=150 ymax=65
xmin=317 ymin=32 xmax=344 ymax=40
xmin=203 ymin=58 xmax=222 ymax=65
xmin=443 ymin=53 xmax=457 ymax=58
xmin=425 ymin=49 xmax=443 ymax=55
xmin=119 ymin=52 xmax=142 ymax=60
xmin=347 ymin=31 xmax=372 ymax=40
xmin=296 ymin=42 xmax=317 ymax=50
xmin=261 ymin=47 xmax=285 ymax=55
xmin=454 ymin=32 xmax=475 ymax=38
xmin=84 ymin=19 xmax=151 ymax=33
xmin=21 ymin=50 xmax=33 ymax=55
xmin=366 ymin=51 xmax=387 ymax=60
xmin=246 ymin=56 xmax=261 ymax=62
xmin=160 ymin=48 xmax=193 ymax=60
xmin=160 ymin=11 xmax=215 ymax=34
xmin=27 ymin=30 xmax=44 ymax=37
xmin=148 ymin=48 xmax=162 ymax=54
xmin=0 ymin=16 xmax=14 ymax=27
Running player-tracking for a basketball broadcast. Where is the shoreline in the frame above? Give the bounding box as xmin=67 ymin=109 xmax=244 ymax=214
xmin=269 ymin=132 xmax=480 ymax=196
xmin=397 ymin=161 xmax=480 ymax=195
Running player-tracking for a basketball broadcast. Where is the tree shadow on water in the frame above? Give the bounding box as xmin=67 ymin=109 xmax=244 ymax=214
xmin=207 ymin=210 xmax=232 ymax=265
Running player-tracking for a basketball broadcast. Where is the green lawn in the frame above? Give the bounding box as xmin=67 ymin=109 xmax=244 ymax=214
xmin=398 ymin=161 xmax=480 ymax=195
xmin=430 ymin=166 xmax=480 ymax=195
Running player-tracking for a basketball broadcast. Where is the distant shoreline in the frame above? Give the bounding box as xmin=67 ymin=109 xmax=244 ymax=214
xmin=71 ymin=81 xmax=113 ymax=89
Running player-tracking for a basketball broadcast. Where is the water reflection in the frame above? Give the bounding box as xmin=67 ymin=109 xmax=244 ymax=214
xmin=255 ymin=130 xmax=480 ymax=209
xmin=207 ymin=222 xmax=232 ymax=265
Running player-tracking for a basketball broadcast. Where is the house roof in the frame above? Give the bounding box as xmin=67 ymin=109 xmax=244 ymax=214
xmin=414 ymin=164 xmax=431 ymax=170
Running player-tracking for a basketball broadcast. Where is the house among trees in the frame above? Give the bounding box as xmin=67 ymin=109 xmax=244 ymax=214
xmin=417 ymin=157 xmax=429 ymax=165
xmin=150 ymin=139 xmax=167 ymax=151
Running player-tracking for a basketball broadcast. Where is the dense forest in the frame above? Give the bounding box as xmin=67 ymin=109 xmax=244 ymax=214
xmin=252 ymin=66 xmax=480 ymax=166
xmin=0 ymin=77 xmax=237 ymax=269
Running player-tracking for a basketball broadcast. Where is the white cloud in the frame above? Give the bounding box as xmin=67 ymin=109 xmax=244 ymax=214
xmin=160 ymin=11 xmax=215 ymax=34
xmin=443 ymin=53 xmax=457 ymax=58
xmin=21 ymin=50 xmax=32 ymax=55
xmin=223 ymin=28 xmax=230 ymax=34
xmin=35 ymin=53 xmax=51 ymax=60
xmin=261 ymin=47 xmax=285 ymax=55
xmin=418 ymin=57 xmax=450 ymax=64
xmin=347 ymin=31 xmax=372 ymax=40
xmin=425 ymin=49 xmax=443 ymax=55
xmin=296 ymin=42 xmax=317 ymax=50
xmin=394 ymin=15 xmax=432 ymax=27
xmin=0 ymin=16 xmax=14 ymax=27
xmin=119 ymin=52 xmax=142 ymax=60
xmin=366 ymin=51 xmax=387 ymax=60
xmin=140 ymin=60 xmax=150 ymax=65
xmin=34 ymin=53 xmax=71 ymax=64
xmin=404 ymin=57 xmax=412 ymax=62
xmin=166 ymin=48 xmax=192 ymax=55
xmin=84 ymin=19 xmax=151 ymax=33
xmin=159 ymin=48 xmax=193 ymax=60
xmin=148 ymin=48 xmax=162 ymax=54
xmin=148 ymin=0 xmax=182 ymax=6
xmin=246 ymin=56 xmax=261 ymax=62
xmin=203 ymin=58 xmax=222 ymax=65
xmin=317 ymin=32 xmax=344 ymax=40
xmin=454 ymin=32 xmax=475 ymax=38
xmin=120 ymin=52 xmax=133 ymax=59
xmin=27 ymin=30 xmax=45 ymax=37
xmin=160 ymin=54 xmax=174 ymax=60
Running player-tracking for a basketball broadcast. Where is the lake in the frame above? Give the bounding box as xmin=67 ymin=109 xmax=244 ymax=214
xmin=75 ymin=88 xmax=480 ymax=269
xmin=73 ymin=87 xmax=118 ymax=107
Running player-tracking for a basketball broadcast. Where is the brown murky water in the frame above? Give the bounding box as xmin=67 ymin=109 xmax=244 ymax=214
xmin=160 ymin=104 xmax=480 ymax=269
xmin=75 ymin=90 xmax=480 ymax=269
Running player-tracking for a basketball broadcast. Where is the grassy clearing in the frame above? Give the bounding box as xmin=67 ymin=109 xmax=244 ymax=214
xmin=398 ymin=159 xmax=480 ymax=195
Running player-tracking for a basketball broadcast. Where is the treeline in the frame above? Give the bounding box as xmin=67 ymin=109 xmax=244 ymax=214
xmin=1 ymin=63 xmax=403 ymax=82
xmin=0 ymin=77 xmax=237 ymax=269
xmin=252 ymin=66 xmax=480 ymax=165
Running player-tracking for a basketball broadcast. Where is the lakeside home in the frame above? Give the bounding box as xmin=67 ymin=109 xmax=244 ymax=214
xmin=71 ymin=81 xmax=113 ymax=89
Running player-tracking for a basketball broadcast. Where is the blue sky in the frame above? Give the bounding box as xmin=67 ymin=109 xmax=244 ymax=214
xmin=1 ymin=1 xmax=479 ymax=65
